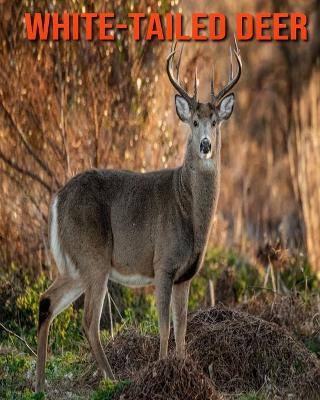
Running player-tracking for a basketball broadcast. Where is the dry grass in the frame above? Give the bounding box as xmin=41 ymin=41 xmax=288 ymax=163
xmin=187 ymin=307 xmax=320 ymax=398
xmin=78 ymin=306 xmax=320 ymax=399
xmin=105 ymin=328 xmax=159 ymax=380
xmin=114 ymin=358 xmax=220 ymax=400
xmin=238 ymin=292 xmax=320 ymax=338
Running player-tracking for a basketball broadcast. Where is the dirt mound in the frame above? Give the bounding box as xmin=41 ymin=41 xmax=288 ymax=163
xmin=81 ymin=307 xmax=319 ymax=398
xmin=77 ymin=328 xmax=158 ymax=388
xmin=105 ymin=328 xmax=159 ymax=380
xmin=237 ymin=293 xmax=319 ymax=338
xmin=187 ymin=307 xmax=320 ymax=398
xmin=115 ymin=358 xmax=219 ymax=400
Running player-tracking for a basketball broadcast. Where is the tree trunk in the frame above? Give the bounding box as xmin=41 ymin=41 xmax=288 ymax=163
xmin=289 ymin=68 xmax=320 ymax=274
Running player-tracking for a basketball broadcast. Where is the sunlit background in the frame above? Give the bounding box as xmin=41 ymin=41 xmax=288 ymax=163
xmin=1 ymin=0 xmax=319 ymax=275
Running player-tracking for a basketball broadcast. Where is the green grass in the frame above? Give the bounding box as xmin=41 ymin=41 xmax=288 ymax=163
xmin=1 ymin=246 xmax=319 ymax=399
xmin=304 ymin=336 xmax=320 ymax=355
xmin=0 ymin=344 xmax=131 ymax=399
xmin=0 ymin=348 xmax=88 ymax=399
xmin=92 ymin=379 xmax=131 ymax=400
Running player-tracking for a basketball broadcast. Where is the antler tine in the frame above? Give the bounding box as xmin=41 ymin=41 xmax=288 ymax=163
xmin=176 ymin=43 xmax=184 ymax=83
xmin=170 ymin=40 xmax=177 ymax=53
xmin=166 ymin=44 xmax=194 ymax=107
xmin=170 ymin=40 xmax=175 ymax=54
xmin=210 ymin=65 xmax=216 ymax=103
xmin=229 ymin=45 xmax=233 ymax=80
xmin=194 ymin=67 xmax=198 ymax=100
xmin=169 ymin=41 xmax=176 ymax=73
xmin=234 ymin=33 xmax=240 ymax=55
xmin=215 ymin=36 xmax=242 ymax=103
xmin=171 ymin=41 xmax=178 ymax=70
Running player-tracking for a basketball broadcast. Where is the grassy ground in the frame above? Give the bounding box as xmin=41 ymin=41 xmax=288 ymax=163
xmin=1 ymin=247 xmax=319 ymax=399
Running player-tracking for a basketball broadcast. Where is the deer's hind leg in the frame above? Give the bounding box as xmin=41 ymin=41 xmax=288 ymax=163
xmin=36 ymin=275 xmax=84 ymax=392
xmin=82 ymin=274 xmax=114 ymax=380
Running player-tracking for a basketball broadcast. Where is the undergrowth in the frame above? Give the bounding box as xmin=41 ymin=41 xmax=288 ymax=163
xmin=0 ymin=247 xmax=319 ymax=399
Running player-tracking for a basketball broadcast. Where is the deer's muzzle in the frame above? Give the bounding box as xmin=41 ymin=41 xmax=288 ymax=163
xmin=200 ymin=138 xmax=212 ymax=156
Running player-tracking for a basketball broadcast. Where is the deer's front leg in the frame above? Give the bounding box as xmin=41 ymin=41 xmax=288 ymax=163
xmin=172 ymin=280 xmax=190 ymax=358
xmin=155 ymin=271 xmax=173 ymax=359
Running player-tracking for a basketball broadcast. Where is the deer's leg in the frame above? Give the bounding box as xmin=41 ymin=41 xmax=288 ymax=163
xmin=36 ymin=276 xmax=83 ymax=392
xmin=82 ymin=277 xmax=114 ymax=380
xmin=155 ymin=272 xmax=173 ymax=359
xmin=172 ymin=280 xmax=190 ymax=358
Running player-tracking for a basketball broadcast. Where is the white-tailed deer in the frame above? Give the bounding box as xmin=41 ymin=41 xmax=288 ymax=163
xmin=36 ymin=39 xmax=242 ymax=392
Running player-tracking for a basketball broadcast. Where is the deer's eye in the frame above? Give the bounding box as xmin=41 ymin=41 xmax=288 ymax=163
xmin=193 ymin=120 xmax=198 ymax=127
xmin=212 ymin=120 xmax=216 ymax=127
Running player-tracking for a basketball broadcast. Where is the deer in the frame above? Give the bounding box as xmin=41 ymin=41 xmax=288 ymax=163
xmin=35 ymin=39 xmax=242 ymax=392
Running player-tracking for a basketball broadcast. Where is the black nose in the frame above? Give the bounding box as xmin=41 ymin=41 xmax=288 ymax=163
xmin=200 ymin=138 xmax=211 ymax=154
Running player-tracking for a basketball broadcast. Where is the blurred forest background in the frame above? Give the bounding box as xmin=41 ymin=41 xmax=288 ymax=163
xmin=1 ymin=1 xmax=320 ymax=399
xmin=0 ymin=0 xmax=319 ymax=276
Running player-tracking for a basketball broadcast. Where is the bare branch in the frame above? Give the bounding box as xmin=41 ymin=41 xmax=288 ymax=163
xmin=0 ymin=168 xmax=48 ymax=223
xmin=0 ymin=323 xmax=37 ymax=357
xmin=0 ymin=101 xmax=61 ymax=189
xmin=0 ymin=150 xmax=52 ymax=193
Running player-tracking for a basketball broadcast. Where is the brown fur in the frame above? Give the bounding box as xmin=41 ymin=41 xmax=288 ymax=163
xmin=195 ymin=102 xmax=215 ymax=119
xmin=35 ymin=86 xmax=236 ymax=394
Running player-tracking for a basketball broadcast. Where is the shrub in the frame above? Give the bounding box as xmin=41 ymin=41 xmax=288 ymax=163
xmin=189 ymin=248 xmax=262 ymax=310
xmin=14 ymin=274 xmax=83 ymax=351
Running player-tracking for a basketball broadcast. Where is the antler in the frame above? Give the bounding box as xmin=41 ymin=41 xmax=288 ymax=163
xmin=211 ymin=35 xmax=242 ymax=104
xmin=167 ymin=42 xmax=197 ymax=108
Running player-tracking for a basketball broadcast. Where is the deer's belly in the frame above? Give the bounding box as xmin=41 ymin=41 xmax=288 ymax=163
xmin=111 ymin=224 xmax=155 ymax=280
xmin=109 ymin=269 xmax=154 ymax=288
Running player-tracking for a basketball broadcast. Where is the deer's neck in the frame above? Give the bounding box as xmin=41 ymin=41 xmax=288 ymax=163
xmin=178 ymin=133 xmax=221 ymax=252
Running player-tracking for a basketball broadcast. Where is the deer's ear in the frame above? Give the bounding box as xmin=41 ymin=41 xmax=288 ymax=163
xmin=218 ymin=93 xmax=235 ymax=121
xmin=175 ymin=95 xmax=191 ymax=122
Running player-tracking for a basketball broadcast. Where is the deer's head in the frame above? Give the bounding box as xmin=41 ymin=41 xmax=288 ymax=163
xmin=167 ymin=38 xmax=242 ymax=162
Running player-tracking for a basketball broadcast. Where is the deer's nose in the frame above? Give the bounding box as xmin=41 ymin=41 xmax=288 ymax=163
xmin=200 ymin=138 xmax=211 ymax=154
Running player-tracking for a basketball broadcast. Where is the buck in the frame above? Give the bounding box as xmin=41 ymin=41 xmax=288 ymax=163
xmin=35 ymin=39 xmax=242 ymax=392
